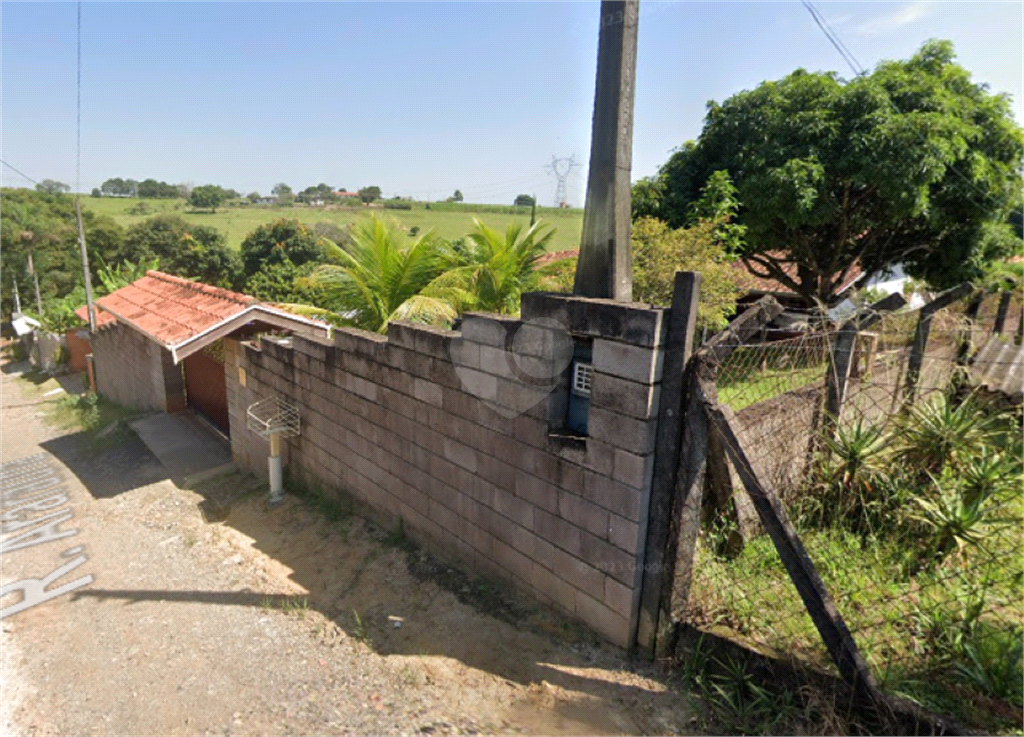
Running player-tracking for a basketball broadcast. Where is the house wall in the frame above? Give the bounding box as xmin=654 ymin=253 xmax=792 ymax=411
xmin=92 ymin=322 xmax=186 ymax=412
xmin=224 ymin=294 xmax=669 ymax=648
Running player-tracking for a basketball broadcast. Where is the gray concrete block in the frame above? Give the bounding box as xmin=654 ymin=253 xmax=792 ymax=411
xmin=557 ymin=490 xmax=609 ymax=539
xmin=386 ymin=321 xmax=420 ymax=351
xmin=461 ymin=313 xmax=519 ymax=347
xmin=451 ymin=367 xmax=498 ymax=403
xmin=588 ymin=407 xmax=658 ymax=456
xmin=557 ymin=460 xmax=586 ymax=496
xmin=520 ymin=292 xmax=668 ymax=349
xmin=584 ymin=439 xmax=615 ymax=476
xmin=514 ymin=471 xmax=560 ymax=514
xmin=412 ymin=377 xmax=443 ymax=407
xmin=603 ymin=575 xmax=633 ymax=618
xmin=478 ymin=454 xmax=516 ymax=492
xmin=592 ymin=340 xmax=664 ymax=384
xmin=412 ymin=324 xmax=457 ymax=359
xmin=579 ymin=530 xmax=636 ymax=586
xmin=529 ymin=562 xmax=577 ymax=614
xmin=611 ymin=448 xmax=653 ymax=489
xmin=492 ymin=486 xmax=535 ymax=530
xmin=534 ymin=508 xmax=581 ymax=557
xmin=551 ymin=546 xmax=604 ymax=601
xmin=590 ymin=372 xmax=660 ymax=420
xmin=441 ymin=438 xmax=478 ymax=474
xmin=582 ymin=471 xmax=642 ymax=522
xmin=574 ymin=589 xmax=631 ymax=648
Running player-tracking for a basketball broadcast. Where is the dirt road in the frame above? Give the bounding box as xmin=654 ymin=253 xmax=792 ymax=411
xmin=0 ymin=353 xmax=701 ymax=736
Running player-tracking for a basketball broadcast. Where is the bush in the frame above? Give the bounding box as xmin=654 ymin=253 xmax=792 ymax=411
xmin=632 ymin=216 xmax=739 ymax=331
xmin=239 ymin=219 xmax=328 ymax=277
xmin=383 ymin=202 xmax=412 ymax=210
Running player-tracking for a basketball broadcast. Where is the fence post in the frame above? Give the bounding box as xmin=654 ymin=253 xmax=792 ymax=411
xmin=957 ymin=292 xmax=984 ymax=365
xmin=993 ymin=290 xmax=1013 ymax=336
xmin=638 ymin=295 xmax=783 ymax=658
xmin=821 ymin=293 xmax=906 ymax=439
xmin=707 ymin=400 xmax=880 ymax=698
xmin=636 ymin=271 xmax=701 ymax=655
xmin=904 ymin=283 xmax=974 ymax=405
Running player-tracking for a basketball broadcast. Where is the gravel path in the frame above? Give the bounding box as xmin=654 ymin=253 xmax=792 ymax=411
xmin=0 ymin=349 xmax=702 ymax=736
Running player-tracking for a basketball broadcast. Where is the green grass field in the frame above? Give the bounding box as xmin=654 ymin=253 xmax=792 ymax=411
xmin=83 ymin=198 xmax=585 ymax=253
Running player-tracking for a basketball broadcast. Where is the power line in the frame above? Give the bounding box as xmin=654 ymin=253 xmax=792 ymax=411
xmin=76 ymin=0 xmax=83 ymax=194
xmin=801 ymin=1 xmax=863 ymax=77
xmin=0 ymin=159 xmax=39 ymax=185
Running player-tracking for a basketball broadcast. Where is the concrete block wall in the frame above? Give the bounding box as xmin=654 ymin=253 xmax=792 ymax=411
xmin=225 ymin=294 xmax=668 ymax=648
xmin=92 ymin=322 xmax=186 ymax=412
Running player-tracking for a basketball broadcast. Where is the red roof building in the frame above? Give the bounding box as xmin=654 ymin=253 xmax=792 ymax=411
xmin=76 ymin=271 xmax=329 ymax=363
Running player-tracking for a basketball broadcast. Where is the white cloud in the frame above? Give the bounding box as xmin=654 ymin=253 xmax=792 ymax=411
xmin=856 ymin=1 xmax=932 ymax=36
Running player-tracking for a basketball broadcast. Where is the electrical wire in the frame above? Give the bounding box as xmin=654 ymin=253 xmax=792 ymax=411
xmin=0 ymin=159 xmax=39 ymax=185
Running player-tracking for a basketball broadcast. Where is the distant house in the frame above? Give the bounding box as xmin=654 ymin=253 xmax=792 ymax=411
xmin=335 ymin=191 xmax=361 ymax=199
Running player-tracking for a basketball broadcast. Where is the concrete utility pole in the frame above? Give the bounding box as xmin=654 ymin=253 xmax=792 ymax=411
xmin=573 ymin=0 xmax=640 ymax=302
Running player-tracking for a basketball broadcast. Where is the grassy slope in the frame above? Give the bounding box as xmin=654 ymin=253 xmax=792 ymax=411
xmin=83 ymin=198 xmax=584 ymax=252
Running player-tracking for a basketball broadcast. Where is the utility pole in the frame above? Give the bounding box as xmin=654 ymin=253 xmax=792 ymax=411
xmin=27 ymin=252 xmax=43 ymax=315
xmin=75 ymin=198 xmax=97 ymax=331
xmin=573 ymin=0 xmax=640 ymax=302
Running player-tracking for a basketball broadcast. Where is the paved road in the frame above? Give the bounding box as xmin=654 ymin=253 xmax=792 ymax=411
xmin=0 ymin=357 xmax=700 ymax=736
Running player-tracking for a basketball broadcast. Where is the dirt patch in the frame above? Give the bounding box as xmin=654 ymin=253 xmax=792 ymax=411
xmin=1 ymin=349 xmax=705 ymax=736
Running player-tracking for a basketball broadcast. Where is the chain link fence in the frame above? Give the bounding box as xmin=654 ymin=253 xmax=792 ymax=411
xmin=680 ymin=289 xmax=1023 ymax=732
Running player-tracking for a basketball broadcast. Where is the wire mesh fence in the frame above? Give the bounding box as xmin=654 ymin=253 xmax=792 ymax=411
xmin=680 ymin=289 xmax=1023 ymax=731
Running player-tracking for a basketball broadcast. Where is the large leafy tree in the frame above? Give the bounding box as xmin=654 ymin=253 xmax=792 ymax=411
xmin=302 ymin=216 xmax=458 ymax=333
xmin=239 ymin=218 xmax=335 ymax=277
xmin=0 ymin=188 xmax=124 ymax=316
xmin=189 ymin=184 xmax=228 ymax=212
xmin=358 ymin=186 xmax=382 ymax=204
xmin=655 ymin=40 xmax=1023 ymax=304
xmin=120 ymin=215 xmax=243 ymax=289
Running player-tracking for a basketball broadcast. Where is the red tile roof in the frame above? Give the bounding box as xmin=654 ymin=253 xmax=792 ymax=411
xmin=75 ymin=271 xmax=256 ymax=345
xmin=732 ymin=253 xmax=863 ymax=297
xmin=74 ymin=303 xmax=117 ymax=328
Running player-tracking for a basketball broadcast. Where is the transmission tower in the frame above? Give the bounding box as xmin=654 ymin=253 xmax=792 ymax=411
xmin=544 ymin=154 xmax=580 ymax=207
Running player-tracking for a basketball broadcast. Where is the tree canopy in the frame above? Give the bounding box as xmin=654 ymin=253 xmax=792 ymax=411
xmin=0 ymin=188 xmax=124 ymax=316
xmin=514 ymin=194 xmax=535 ymax=207
xmin=119 ymin=215 xmax=243 ymax=289
xmin=189 ymin=184 xmax=228 ymax=212
xmin=649 ymin=40 xmax=1024 ymax=304
xmin=239 ymin=218 xmax=335 ymax=277
xmin=35 ymin=180 xmax=71 ymax=195
xmin=358 ymin=186 xmax=381 ymax=204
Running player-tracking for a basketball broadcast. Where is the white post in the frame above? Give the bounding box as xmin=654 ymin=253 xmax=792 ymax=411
xmin=268 ymin=432 xmax=284 ymax=504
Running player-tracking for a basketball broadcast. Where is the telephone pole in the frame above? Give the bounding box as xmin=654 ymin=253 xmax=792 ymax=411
xmin=573 ymin=0 xmax=640 ymax=302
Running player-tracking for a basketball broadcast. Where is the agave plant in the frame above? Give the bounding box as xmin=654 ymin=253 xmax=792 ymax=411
xmin=300 ymin=216 xmax=461 ymax=333
xmin=909 ymin=463 xmax=1018 ymax=563
xmin=429 ymin=218 xmax=555 ymax=315
xmin=894 ymin=395 xmax=999 ymax=477
xmin=807 ymin=420 xmax=894 ymax=531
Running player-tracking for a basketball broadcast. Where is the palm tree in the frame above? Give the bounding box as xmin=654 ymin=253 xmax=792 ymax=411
xmin=436 ymin=218 xmax=556 ymax=315
xmin=301 ymin=216 xmax=459 ymax=333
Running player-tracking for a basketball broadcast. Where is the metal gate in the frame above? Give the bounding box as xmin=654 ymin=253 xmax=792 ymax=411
xmin=183 ymin=341 xmax=230 ymax=434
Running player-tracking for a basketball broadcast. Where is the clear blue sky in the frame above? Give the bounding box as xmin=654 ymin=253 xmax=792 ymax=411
xmin=2 ymin=1 xmax=1021 ymax=206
